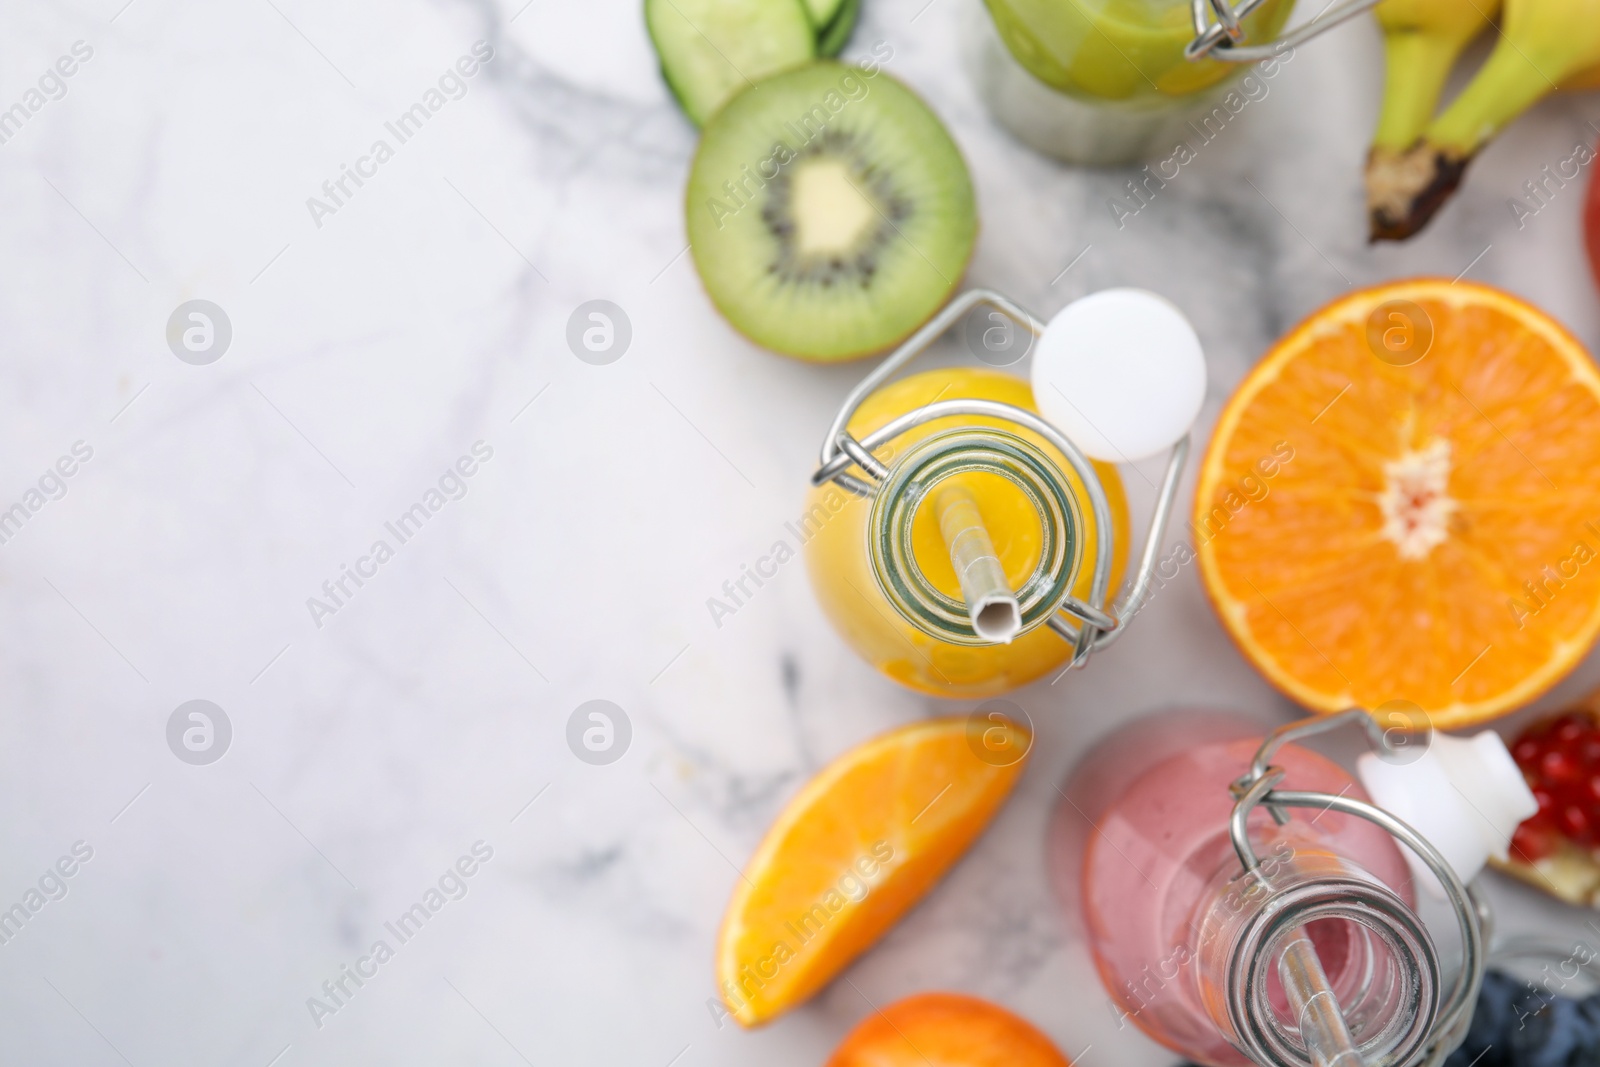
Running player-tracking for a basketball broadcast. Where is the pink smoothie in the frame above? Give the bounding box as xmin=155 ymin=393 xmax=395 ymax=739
xmin=1050 ymin=711 xmax=1415 ymax=1066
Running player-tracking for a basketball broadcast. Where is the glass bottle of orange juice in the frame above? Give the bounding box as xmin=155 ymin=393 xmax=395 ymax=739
xmin=803 ymin=288 xmax=1202 ymax=698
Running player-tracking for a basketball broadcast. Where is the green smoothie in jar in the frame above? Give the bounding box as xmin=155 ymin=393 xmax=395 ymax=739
xmin=964 ymin=0 xmax=1296 ymax=164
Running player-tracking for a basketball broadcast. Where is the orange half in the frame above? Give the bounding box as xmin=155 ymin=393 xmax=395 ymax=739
xmin=1196 ymin=278 xmax=1600 ymax=728
xmin=715 ymin=716 xmax=1029 ymax=1026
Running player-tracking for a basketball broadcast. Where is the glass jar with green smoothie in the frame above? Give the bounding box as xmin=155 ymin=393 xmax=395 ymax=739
xmin=963 ymin=0 xmax=1297 ymax=165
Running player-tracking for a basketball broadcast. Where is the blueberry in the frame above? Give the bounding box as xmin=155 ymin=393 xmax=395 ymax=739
xmin=1511 ymin=996 xmax=1586 ymax=1067
xmin=1578 ymin=990 xmax=1600 ymax=1030
xmin=1565 ymin=993 xmax=1600 ymax=1066
xmin=1444 ymin=1044 xmax=1500 ymax=1067
xmin=1449 ymin=971 xmax=1521 ymax=1067
xmin=1470 ymin=972 xmax=1521 ymax=1041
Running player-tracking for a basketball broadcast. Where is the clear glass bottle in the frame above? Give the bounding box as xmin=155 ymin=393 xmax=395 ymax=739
xmin=804 ymin=289 xmax=1198 ymax=698
xmin=1050 ymin=710 xmax=1442 ymax=1067
xmin=961 ymin=0 xmax=1295 ymax=165
xmin=803 ymin=365 xmax=1130 ymax=698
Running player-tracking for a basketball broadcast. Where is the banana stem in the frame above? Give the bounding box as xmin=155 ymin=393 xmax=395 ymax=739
xmin=1373 ymin=33 xmax=1465 ymax=150
xmin=1425 ymin=43 xmax=1562 ymax=154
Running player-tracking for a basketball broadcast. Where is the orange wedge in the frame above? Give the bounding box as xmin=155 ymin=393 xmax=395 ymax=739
xmin=1196 ymin=278 xmax=1600 ymax=729
xmin=715 ymin=716 xmax=1030 ymax=1026
xmin=826 ymin=992 xmax=1073 ymax=1067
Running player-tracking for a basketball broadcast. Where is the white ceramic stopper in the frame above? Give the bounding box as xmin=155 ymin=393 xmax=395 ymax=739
xmin=1030 ymin=288 xmax=1207 ymax=463
xmin=1357 ymin=731 xmax=1538 ymax=898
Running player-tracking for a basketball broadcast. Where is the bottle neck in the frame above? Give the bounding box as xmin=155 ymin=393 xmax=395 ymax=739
xmin=1193 ymin=842 xmax=1439 ymax=1067
xmin=866 ymin=427 xmax=1082 ymax=644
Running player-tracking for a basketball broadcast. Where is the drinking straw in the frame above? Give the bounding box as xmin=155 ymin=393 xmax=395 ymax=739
xmin=1278 ymin=931 xmax=1363 ymax=1067
xmin=933 ymin=482 xmax=1021 ymax=643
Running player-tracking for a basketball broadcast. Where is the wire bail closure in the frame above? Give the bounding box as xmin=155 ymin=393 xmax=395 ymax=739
xmin=810 ymin=288 xmax=1190 ymax=670
xmin=1227 ymin=709 xmax=1493 ymax=1067
xmin=1185 ymin=0 xmax=1383 ymax=63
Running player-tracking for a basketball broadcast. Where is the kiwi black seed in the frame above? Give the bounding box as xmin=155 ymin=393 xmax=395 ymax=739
xmin=687 ymin=62 xmax=977 ymax=362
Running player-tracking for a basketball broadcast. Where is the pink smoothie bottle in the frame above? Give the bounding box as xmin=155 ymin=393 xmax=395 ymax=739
xmin=1049 ymin=709 xmax=1527 ymax=1067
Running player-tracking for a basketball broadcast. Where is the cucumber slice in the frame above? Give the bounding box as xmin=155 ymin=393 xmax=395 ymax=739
xmin=802 ymin=0 xmax=846 ymax=27
xmin=645 ymin=0 xmax=816 ymax=126
xmin=816 ymin=0 xmax=859 ymax=57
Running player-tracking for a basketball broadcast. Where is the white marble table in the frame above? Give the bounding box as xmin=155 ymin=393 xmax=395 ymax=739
xmin=3 ymin=0 xmax=1599 ymax=1063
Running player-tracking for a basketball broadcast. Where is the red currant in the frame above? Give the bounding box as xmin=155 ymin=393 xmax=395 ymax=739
xmin=1543 ymin=748 xmax=1580 ymax=784
xmin=1508 ymin=708 xmax=1600 ymax=861
xmin=1513 ymin=819 xmax=1558 ymax=862
xmin=1561 ymin=804 xmax=1593 ymax=844
xmin=1557 ymin=716 xmax=1589 ymax=744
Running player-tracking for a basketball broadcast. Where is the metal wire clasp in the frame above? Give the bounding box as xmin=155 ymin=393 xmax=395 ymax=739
xmin=1227 ymin=710 xmax=1493 ymax=1067
xmin=809 ymin=288 xmax=1189 ymax=670
xmin=1186 ymin=0 xmax=1383 ymax=63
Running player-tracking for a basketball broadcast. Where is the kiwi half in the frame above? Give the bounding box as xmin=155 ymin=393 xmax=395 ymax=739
xmin=645 ymin=0 xmax=815 ymax=126
xmin=686 ymin=63 xmax=977 ymax=362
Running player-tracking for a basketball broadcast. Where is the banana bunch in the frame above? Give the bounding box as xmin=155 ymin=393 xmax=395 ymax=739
xmin=1367 ymin=0 xmax=1600 ymax=241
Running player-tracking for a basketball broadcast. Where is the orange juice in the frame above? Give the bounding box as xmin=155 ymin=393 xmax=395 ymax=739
xmin=803 ymin=367 xmax=1129 ymax=697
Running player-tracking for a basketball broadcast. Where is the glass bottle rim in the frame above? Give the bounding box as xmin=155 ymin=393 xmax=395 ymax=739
xmin=865 ymin=427 xmax=1083 ymax=645
xmin=1225 ymin=871 xmax=1440 ymax=1067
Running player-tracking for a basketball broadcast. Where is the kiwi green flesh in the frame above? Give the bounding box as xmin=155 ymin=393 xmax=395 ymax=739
xmin=687 ymin=63 xmax=976 ymax=361
xmin=645 ymin=0 xmax=815 ymax=126
xmin=816 ymin=0 xmax=859 ymax=57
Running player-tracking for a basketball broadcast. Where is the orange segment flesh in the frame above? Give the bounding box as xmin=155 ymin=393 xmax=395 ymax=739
xmin=1197 ymin=278 xmax=1600 ymax=728
xmin=715 ymin=717 xmax=1030 ymax=1026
